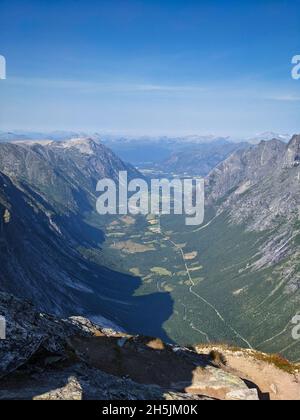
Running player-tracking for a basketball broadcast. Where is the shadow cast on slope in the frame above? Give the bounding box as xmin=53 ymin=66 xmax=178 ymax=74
xmin=0 ymin=336 xmax=266 ymax=400
xmin=0 ymin=174 xmax=173 ymax=344
xmin=70 ymin=263 xmax=174 ymax=344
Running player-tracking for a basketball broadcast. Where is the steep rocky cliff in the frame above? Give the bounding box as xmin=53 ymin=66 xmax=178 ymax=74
xmin=0 ymin=139 xmax=143 ymax=325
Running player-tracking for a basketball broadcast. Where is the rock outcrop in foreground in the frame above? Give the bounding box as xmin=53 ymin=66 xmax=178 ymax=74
xmin=0 ymin=292 xmax=299 ymax=400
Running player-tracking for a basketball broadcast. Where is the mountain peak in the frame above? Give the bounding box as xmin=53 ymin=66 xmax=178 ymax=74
xmin=288 ymin=134 xmax=300 ymax=147
xmin=258 ymin=138 xmax=285 ymax=147
xmin=246 ymin=132 xmax=291 ymax=144
xmin=283 ymin=134 xmax=300 ymax=168
xmin=55 ymin=137 xmax=100 ymax=155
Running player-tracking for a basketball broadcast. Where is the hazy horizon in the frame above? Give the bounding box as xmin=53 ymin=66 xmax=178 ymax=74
xmin=0 ymin=128 xmax=296 ymax=141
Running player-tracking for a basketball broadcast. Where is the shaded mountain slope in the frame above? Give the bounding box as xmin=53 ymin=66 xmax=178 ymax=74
xmin=162 ymin=141 xmax=248 ymax=176
xmin=0 ymin=139 xmax=173 ymax=341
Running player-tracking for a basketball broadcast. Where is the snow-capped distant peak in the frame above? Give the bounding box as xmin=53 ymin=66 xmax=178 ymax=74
xmin=247 ymin=132 xmax=291 ymax=144
xmin=56 ymin=137 xmax=99 ymax=155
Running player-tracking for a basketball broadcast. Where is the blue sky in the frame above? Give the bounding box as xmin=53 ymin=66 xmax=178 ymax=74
xmin=0 ymin=0 xmax=300 ymax=136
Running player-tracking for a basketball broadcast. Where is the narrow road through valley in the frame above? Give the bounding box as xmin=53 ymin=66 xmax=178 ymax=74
xmin=158 ymin=216 xmax=253 ymax=349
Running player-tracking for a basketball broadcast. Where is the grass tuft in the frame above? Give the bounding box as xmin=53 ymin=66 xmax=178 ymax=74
xmin=209 ymin=349 xmax=227 ymax=366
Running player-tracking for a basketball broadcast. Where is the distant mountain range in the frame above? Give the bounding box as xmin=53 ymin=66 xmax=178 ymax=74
xmin=0 ymin=130 xmax=90 ymax=142
xmin=0 ymin=130 xmax=292 ymax=145
xmin=1 ymin=130 xmax=292 ymax=177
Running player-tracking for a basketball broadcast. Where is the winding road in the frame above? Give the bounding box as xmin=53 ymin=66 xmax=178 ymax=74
xmin=159 ymin=216 xmax=253 ymax=349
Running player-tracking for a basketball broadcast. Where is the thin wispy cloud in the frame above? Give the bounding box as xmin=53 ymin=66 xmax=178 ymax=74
xmin=268 ymin=94 xmax=300 ymax=102
xmin=6 ymin=76 xmax=206 ymax=94
xmin=8 ymin=76 xmax=298 ymax=101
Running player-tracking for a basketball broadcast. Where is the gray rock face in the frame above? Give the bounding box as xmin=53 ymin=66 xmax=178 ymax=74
xmin=206 ymin=136 xmax=300 ymax=285
xmin=184 ymin=366 xmax=258 ymax=400
xmin=161 ymin=141 xmax=248 ymax=176
xmin=196 ymin=136 xmax=299 ymax=361
xmin=207 ymin=139 xmax=286 ymax=203
xmin=225 ymin=389 xmax=259 ymax=401
xmin=0 ymin=138 xmax=142 ymax=322
xmin=0 ymin=292 xmax=83 ymax=377
xmin=283 ymin=135 xmax=300 ymax=168
xmin=0 ymin=366 xmax=216 ymax=400
xmin=0 ymin=291 xmax=258 ymax=400
xmin=0 ymin=138 xmax=139 ymax=212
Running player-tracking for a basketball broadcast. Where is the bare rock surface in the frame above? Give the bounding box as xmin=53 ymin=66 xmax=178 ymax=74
xmin=206 ymin=136 xmax=300 ymax=301
xmin=195 ymin=345 xmax=300 ymax=401
xmin=0 ymin=291 xmax=260 ymax=400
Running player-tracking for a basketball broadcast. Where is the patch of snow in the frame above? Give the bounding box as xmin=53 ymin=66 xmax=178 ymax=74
xmin=57 ymin=137 xmax=96 ymax=155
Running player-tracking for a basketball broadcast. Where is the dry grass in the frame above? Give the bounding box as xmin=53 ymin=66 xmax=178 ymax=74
xmin=150 ymin=267 xmax=172 ymax=276
xmin=146 ymin=338 xmax=165 ymax=351
xmin=111 ymin=240 xmax=155 ymax=253
xmin=195 ymin=343 xmax=299 ymax=375
xmin=209 ymin=350 xmax=227 ymax=366
xmin=252 ymin=352 xmax=298 ymax=375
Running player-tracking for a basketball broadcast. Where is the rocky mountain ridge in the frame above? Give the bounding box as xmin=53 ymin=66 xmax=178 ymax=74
xmin=1 ymin=291 xmax=298 ymax=400
xmin=207 ymin=136 xmax=300 ymax=233
xmin=160 ymin=141 xmax=248 ymax=176
xmin=209 ymin=134 xmax=300 ymax=274
xmin=0 ymin=139 xmax=146 ymax=326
